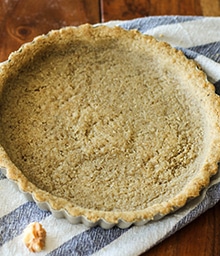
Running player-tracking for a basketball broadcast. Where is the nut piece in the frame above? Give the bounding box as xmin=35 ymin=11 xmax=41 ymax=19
xmin=23 ymin=222 xmax=46 ymax=252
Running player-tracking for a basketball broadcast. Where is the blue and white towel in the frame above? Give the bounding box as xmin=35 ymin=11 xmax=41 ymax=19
xmin=1 ymin=16 xmax=220 ymax=256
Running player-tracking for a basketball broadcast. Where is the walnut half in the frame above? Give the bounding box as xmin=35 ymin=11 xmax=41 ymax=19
xmin=23 ymin=222 xmax=46 ymax=252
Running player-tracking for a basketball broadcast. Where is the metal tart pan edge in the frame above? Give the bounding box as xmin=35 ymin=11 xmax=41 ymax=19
xmin=1 ymin=167 xmax=167 ymax=229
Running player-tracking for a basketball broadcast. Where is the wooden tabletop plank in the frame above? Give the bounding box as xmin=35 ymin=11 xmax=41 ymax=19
xmin=101 ymin=0 xmax=220 ymax=21
xmin=0 ymin=0 xmax=100 ymax=61
xmin=146 ymin=202 xmax=220 ymax=256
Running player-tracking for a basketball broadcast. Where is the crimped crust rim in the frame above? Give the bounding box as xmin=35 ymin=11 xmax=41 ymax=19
xmin=0 ymin=24 xmax=220 ymax=226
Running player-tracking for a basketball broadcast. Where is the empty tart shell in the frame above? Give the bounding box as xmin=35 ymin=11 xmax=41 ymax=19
xmin=0 ymin=24 xmax=220 ymax=228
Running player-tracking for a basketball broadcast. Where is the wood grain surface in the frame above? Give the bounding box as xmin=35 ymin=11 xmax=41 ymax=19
xmin=101 ymin=0 xmax=203 ymax=21
xmin=101 ymin=0 xmax=220 ymax=21
xmin=0 ymin=1 xmax=220 ymax=255
xmin=0 ymin=0 xmax=100 ymax=61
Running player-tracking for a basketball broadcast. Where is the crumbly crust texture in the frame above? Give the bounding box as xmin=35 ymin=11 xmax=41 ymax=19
xmin=0 ymin=24 xmax=220 ymax=224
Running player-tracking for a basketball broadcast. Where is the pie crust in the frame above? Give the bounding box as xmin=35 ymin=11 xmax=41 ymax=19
xmin=0 ymin=24 xmax=220 ymax=228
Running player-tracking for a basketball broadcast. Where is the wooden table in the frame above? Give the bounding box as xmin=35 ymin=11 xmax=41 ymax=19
xmin=0 ymin=1 xmax=219 ymax=255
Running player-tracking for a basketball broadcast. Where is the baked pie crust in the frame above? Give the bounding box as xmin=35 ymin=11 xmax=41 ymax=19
xmin=0 ymin=24 xmax=220 ymax=228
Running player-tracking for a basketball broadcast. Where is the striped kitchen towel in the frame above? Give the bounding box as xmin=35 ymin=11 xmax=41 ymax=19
xmin=1 ymin=16 xmax=220 ymax=256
